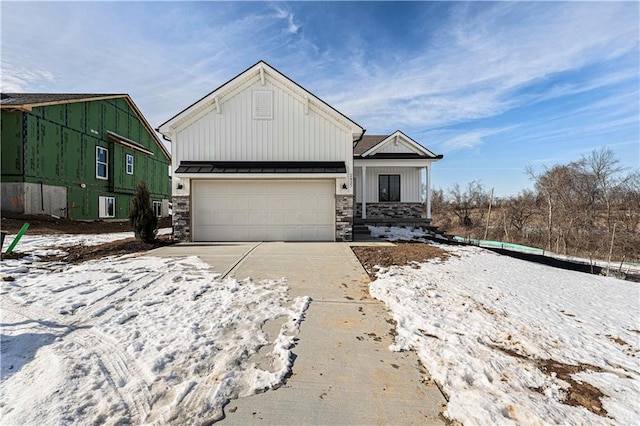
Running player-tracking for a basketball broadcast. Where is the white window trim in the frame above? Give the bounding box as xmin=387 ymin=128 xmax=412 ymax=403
xmin=153 ymin=201 xmax=162 ymax=218
xmin=126 ymin=154 xmax=134 ymax=175
xmin=99 ymin=196 xmax=115 ymax=218
xmin=96 ymin=146 xmax=108 ymax=180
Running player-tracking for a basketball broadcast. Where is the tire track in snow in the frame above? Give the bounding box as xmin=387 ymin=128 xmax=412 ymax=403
xmin=2 ymin=287 xmax=155 ymax=423
xmin=67 ymin=329 xmax=154 ymax=423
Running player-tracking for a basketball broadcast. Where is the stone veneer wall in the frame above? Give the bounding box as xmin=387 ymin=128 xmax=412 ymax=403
xmin=172 ymin=195 xmax=191 ymax=242
xmin=335 ymin=195 xmax=354 ymax=242
xmin=355 ymin=202 xmax=423 ymax=219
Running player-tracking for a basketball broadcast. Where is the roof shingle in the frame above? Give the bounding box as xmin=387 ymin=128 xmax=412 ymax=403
xmin=353 ymin=135 xmax=388 ymax=155
xmin=0 ymin=93 xmax=125 ymax=106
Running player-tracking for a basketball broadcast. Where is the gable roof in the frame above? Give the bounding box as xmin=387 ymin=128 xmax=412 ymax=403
xmin=353 ymin=135 xmax=388 ymax=155
xmin=0 ymin=93 xmax=126 ymax=107
xmin=1 ymin=93 xmax=170 ymax=160
xmin=354 ymin=130 xmax=443 ymax=160
xmin=157 ymin=60 xmax=365 ymax=140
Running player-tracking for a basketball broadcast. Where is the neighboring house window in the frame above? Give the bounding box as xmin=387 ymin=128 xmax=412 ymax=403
xmin=99 ymin=196 xmax=115 ymax=218
xmin=379 ymin=175 xmax=400 ymax=202
xmin=96 ymin=146 xmax=108 ymax=179
xmin=126 ymin=154 xmax=134 ymax=175
xmin=153 ymin=201 xmax=162 ymax=218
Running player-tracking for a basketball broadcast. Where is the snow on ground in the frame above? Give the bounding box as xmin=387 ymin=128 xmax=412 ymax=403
xmin=3 ymin=228 xmax=172 ymax=257
xmin=370 ymin=225 xmax=640 ymax=275
xmin=369 ymin=225 xmax=432 ymax=241
xmin=1 ymin=232 xmax=309 ymax=424
xmin=370 ymin=243 xmax=640 ymax=425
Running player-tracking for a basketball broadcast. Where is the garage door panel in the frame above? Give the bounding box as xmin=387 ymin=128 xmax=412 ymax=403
xmin=267 ymin=211 xmax=284 ymax=225
xmin=193 ymin=180 xmax=335 ymax=241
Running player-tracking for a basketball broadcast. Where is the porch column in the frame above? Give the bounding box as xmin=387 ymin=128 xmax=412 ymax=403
xmin=361 ymin=165 xmax=367 ymax=219
xmin=425 ymin=165 xmax=432 ymax=220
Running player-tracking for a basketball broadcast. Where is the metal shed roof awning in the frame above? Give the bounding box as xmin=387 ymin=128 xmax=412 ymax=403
xmin=175 ymin=161 xmax=347 ymax=174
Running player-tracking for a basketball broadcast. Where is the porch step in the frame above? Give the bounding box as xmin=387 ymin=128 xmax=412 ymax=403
xmin=353 ymin=224 xmax=371 ymax=235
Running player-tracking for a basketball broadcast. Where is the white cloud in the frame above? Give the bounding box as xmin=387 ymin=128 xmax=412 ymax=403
xmin=423 ymin=125 xmax=518 ymax=152
xmin=0 ymin=64 xmax=55 ymax=92
xmin=271 ymin=4 xmax=300 ymax=34
xmin=324 ymin=2 xmax=638 ymax=135
xmin=0 ymin=0 xmax=636 ymax=164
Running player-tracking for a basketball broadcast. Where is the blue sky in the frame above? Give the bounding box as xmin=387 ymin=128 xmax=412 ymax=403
xmin=2 ymin=1 xmax=638 ymax=196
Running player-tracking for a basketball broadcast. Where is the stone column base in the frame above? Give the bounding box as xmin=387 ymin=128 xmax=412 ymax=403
xmin=172 ymin=194 xmax=191 ymax=242
xmin=335 ymin=195 xmax=354 ymax=242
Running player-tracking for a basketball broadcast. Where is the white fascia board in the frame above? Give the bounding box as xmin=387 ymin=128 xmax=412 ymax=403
xmin=158 ymin=63 xmax=264 ymax=138
xmin=361 ymin=130 xmax=437 ymax=157
xmin=175 ymin=173 xmax=346 ymax=180
xmin=159 ymin=61 xmax=364 ymax=140
xmin=354 ymin=158 xmax=437 ymax=167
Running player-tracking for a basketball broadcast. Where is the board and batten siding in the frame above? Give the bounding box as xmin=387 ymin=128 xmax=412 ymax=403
xmin=354 ymin=166 xmax=422 ymax=203
xmin=377 ymin=142 xmax=415 ymax=154
xmin=174 ymin=79 xmax=352 ymax=164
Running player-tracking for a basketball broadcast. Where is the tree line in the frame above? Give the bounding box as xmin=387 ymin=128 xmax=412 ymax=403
xmin=431 ymin=147 xmax=640 ymax=262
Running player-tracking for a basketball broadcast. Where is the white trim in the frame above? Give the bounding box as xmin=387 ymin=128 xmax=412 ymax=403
xmin=126 ymin=154 xmax=134 ymax=175
xmin=361 ymin=130 xmax=438 ymax=158
xmin=158 ymin=61 xmax=364 ymax=140
xmin=96 ymin=146 xmax=108 ymax=180
xmin=361 ymin=165 xmax=367 ymax=219
xmin=153 ymin=200 xmax=162 ymax=218
xmin=426 ymin=165 xmax=432 ymax=220
xmin=98 ymin=196 xmax=115 ymax=218
xmin=354 ymin=158 xmax=437 ymax=167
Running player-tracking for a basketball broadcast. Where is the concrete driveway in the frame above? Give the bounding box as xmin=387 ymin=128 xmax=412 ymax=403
xmin=151 ymin=242 xmax=446 ymax=425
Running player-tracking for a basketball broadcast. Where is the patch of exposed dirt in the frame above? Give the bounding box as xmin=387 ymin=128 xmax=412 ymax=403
xmin=1 ymin=212 xmax=175 ymax=264
xmin=539 ymin=359 xmax=606 ymax=416
xmin=490 ymin=344 xmax=607 ymax=417
xmin=351 ymin=242 xmax=451 ymax=279
xmin=1 ymin=211 xmax=172 ymax=235
xmin=2 ymin=235 xmax=175 ymax=264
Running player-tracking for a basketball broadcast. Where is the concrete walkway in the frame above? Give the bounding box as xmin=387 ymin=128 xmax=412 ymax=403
xmin=150 ymin=242 xmax=446 ymax=425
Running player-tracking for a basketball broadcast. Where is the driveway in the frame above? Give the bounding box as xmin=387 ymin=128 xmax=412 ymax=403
xmin=151 ymin=242 xmax=447 ymax=424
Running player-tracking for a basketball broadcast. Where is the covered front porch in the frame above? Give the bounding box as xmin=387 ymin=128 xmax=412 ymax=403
xmin=353 ymin=160 xmax=435 ymax=225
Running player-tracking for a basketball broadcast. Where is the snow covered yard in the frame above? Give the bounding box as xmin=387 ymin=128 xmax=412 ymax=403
xmin=0 ymin=233 xmax=309 ymax=424
xmin=370 ymin=243 xmax=640 ymax=425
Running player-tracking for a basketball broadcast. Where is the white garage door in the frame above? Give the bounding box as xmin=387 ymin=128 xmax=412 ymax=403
xmin=192 ymin=180 xmax=335 ymax=241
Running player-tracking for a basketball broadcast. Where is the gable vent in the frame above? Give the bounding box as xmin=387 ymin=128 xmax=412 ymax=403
xmin=253 ymin=90 xmax=273 ymax=120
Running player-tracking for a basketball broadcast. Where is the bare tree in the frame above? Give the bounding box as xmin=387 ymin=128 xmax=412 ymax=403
xmin=448 ymin=181 xmax=489 ymax=238
xmin=430 ymin=187 xmax=446 ymax=214
xmin=579 ymin=147 xmax=626 ymax=235
xmin=503 ymin=190 xmax=537 ymax=239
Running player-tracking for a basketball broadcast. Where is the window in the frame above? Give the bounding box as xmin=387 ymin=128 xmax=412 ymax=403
xmin=379 ymin=175 xmax=400 ymax=202
xmin=153 ymin=201 xmax=162 ymax=218
xmin=126 ymin=154 xmax=134 ymax=175
xmin=96 ymin=146 xmax=108 ymax=179
xmin=99 ymin=196 xmax=115 ymax=218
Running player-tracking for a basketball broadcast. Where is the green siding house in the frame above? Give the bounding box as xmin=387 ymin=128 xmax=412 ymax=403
xmin=1 ymin=94 xmax=171 ymax=220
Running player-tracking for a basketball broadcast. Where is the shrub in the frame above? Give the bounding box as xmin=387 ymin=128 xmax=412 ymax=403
xmin=129 ymin=181 xmax=157 ymax=243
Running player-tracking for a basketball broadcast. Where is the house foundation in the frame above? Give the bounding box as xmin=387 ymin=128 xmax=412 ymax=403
xmin=355 ymin=202 xmax=423 ymax=219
